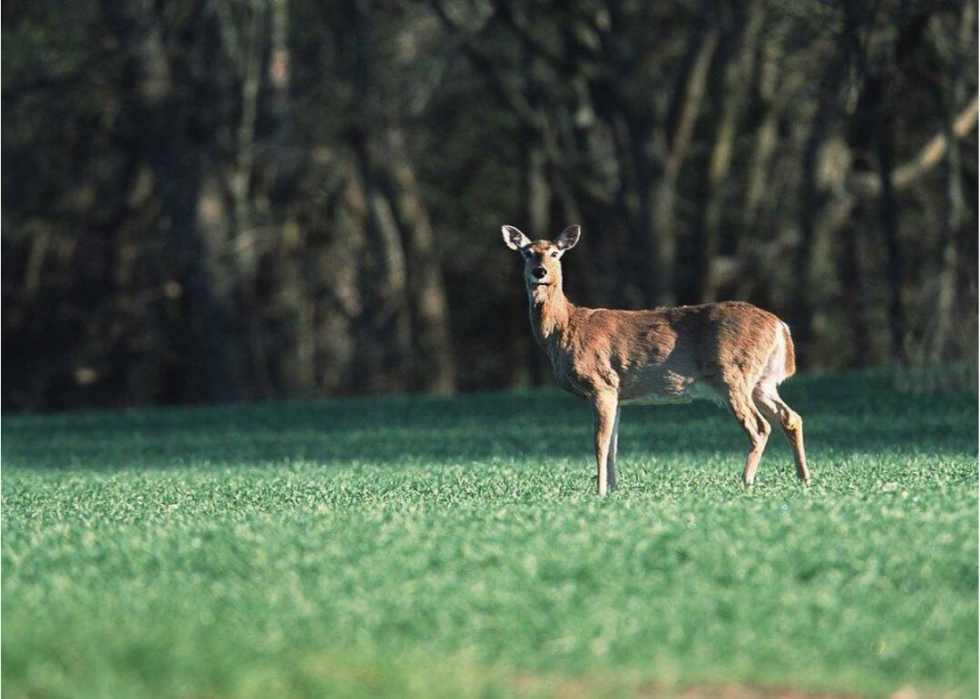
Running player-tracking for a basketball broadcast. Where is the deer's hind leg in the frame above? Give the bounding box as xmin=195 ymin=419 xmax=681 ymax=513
xmin=753 ymin=384 xmax=810 ymax=485
xmin=719 ymin=384 xmax=771 ymax=487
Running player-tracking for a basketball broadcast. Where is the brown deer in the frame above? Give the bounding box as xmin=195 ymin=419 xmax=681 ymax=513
xmin=502 ymin=224 xmax=810 ymax=495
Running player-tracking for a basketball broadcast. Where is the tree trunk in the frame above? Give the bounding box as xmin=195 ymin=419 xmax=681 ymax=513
xmin=348 ymin=0 xmax=413 ymax=392
xmin=101 ymin=0 xmax=238 ymax=402
xmin=638 ymin=25 xmax=719 ymax=306
xmin=874 ymin=107 xmax=906 ymax=364
xmin=697 ymin=3 xmax=763 ymax=303
xmin=520 ymin=113 xmax=551 ymax=386
xmin=385 ymin=125 xmax=457 ymax=394
xmin=794 ymin=102 xmax=836 ymax=365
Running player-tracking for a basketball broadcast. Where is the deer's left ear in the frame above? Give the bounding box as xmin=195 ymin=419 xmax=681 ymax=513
xmin=502 ymin=225 xmax=531 ymax=251
xmin=554 ymin=225 xmax=581 ymax=251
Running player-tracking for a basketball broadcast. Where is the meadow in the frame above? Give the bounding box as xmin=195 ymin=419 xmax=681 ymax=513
xmin=2 ymin=370 xmax=977 ymax=698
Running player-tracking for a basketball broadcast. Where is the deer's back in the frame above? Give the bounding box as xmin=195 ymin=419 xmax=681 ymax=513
xmin=554 ymin=301 xmax=787 ymax=402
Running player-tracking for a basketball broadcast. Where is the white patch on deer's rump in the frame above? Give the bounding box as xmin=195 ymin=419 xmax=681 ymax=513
xmin=759 ymin=319 xmax=789 ymax=387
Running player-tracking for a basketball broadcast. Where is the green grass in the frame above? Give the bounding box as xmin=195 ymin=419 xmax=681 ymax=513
xmin=2 ymin=370 xmax=977 ymax=698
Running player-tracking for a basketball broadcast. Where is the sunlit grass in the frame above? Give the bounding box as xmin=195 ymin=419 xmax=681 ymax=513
xmin=2 ymin=370 xmax=977 ymax=698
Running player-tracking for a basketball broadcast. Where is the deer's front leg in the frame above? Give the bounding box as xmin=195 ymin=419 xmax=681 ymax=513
xmin=607 ymin=403 xmax=621 ymax=491
xmin=592 ymin=392 xmax=618 ymax=495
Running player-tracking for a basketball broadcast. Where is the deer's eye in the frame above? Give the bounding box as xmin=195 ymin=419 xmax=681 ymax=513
xmin=521 ymin=249 xmax=532 ymax=259
xmin=551 ymin=251 xmax=560 ymax=258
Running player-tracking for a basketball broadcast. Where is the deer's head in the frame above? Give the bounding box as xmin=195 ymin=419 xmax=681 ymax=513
xmin=501 ymin=225 xmax=581 ymax=288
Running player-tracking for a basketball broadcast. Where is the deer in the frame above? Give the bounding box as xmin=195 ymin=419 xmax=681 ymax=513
xmin=502 ymin=224 xmax=810 ymax=495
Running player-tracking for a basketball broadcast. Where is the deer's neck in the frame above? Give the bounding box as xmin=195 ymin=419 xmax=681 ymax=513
xmin=527 ymin=282 xmax=572 ymax=347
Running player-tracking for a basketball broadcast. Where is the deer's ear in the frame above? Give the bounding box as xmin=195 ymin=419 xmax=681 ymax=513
xmin=502 ymin=225 xmax=531 ymax=251
xmin=554 ymin=225 xmax=581 ymax=251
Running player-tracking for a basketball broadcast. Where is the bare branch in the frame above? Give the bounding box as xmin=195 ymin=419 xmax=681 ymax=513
xmin=849 ymin=95 xmax=979 ymax=197
xmin=489 ymin=0 xmax=574 ymax=75
xmin=428 ymin=0 xmax=542 ymax=129
xmin=666 ymin=27 xmax=719 ymax=176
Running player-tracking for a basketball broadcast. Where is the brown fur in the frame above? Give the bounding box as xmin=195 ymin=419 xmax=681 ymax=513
xmin=502 ymin=225 xmax=810 ymax=494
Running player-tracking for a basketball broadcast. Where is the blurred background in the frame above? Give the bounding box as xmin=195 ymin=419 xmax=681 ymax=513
xmin=2 ymin=0 xmax=977 ymax=411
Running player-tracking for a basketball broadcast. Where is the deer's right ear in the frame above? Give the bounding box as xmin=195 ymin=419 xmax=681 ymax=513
xmin=554 ymin=225 xmax=581 ymax=251
xmin=502 ymin=225 xmax=531 ymax=251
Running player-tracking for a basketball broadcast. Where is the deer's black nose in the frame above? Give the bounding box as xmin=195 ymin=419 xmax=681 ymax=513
xmin=532 ymin=266 xmax=547 ymax=279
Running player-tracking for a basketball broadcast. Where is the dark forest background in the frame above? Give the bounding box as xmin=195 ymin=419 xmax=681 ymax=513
xmin=3 ymin=0 xmax=977 ymax=411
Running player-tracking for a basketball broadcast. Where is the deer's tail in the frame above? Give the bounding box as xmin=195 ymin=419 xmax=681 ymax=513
xmin=781 ymin=321 xmax=796 ymax=379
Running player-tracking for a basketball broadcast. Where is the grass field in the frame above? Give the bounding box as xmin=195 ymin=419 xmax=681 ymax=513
xmin=2 ymin=370 xmax=977 ymax=698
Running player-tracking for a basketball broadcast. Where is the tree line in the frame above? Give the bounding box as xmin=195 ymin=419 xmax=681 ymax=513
xmin=3 ymin=0 xmax=977 ymax=410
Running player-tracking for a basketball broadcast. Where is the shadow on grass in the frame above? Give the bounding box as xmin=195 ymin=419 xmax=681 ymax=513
xmin=3 ymin=370 xmax=976 ymax=472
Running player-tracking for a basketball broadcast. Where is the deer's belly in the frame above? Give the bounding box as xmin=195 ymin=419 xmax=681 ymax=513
xmin=620 ymin=381 xmax=723 ymax=406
